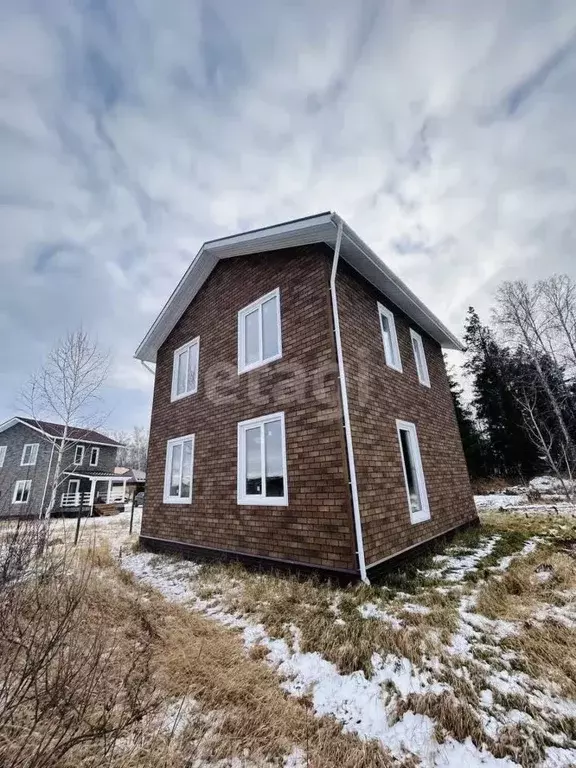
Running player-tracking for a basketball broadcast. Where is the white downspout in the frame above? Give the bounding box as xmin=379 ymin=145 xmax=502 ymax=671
xmin=140 ymin=360 xmax=156 ymax=376
xmin=329 ymin=217 xmax=369 ymax=583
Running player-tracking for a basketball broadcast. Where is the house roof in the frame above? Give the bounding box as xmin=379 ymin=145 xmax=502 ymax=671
xmin=0 ymin=417 xmax=123 ymax=447
xmin=135 ymin=211 xmax=463 ymax=363
xmin=65 ymin=467 xmax=145 ymax=482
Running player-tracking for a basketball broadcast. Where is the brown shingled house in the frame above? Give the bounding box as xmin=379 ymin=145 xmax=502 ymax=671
xmin=135 ymin=212 xmax=477 ymax=581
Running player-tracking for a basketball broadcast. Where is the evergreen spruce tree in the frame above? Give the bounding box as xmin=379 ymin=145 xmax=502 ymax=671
xmin=463 ymin=308 xmax=541 ymax=477
xmin=446 ymin=364 xmax=488 ymax=478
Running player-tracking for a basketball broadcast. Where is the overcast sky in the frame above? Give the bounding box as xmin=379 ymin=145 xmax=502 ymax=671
xmin=1 ymin=0 xmax=575 ymax=430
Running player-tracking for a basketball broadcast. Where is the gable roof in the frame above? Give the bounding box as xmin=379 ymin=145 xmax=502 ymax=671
xmin=135 ymin=211 xmax=463 ymax=363
xmin=0 ymin=417 xmax=123 ymax=447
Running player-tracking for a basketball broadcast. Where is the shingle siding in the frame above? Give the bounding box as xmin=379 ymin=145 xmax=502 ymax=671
xmin=142 ymin=243 xmax=476 ymax=574
xmin=143 ymin=245 xmax=358 ymax=571
xmin=0 ymin=421 xmax=119 ymax=517
xmin=0 ymin=423 xmax=53 ymax=516
xmin=336 ymin=261 xmax=477 ymax=567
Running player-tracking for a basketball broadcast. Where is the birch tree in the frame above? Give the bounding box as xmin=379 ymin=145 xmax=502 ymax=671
xmin=21 ymin=329 xmax=110 ymax=522
xmin=493 ymin=280 xmax=575 ymax=459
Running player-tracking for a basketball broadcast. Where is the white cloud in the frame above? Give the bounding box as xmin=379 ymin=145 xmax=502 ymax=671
xmin=1 ymin=0 xmax=575 ymax=427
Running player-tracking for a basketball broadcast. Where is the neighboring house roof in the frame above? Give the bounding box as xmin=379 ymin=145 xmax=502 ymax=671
xmin=135 ymin=211 xmax=463 ymax=363
xmin=0 ymin=417 xmax=124 ymax=447
xmin=114 ymin=467 xmax=146 ymax=482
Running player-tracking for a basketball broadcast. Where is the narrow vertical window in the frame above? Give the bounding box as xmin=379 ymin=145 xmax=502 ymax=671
xmin=396 ymin=420 xmax=430 ymax=524
xmin=410 ymin=329 xmax=430 ymax=387
xmin=13 ymin=479 xmax=32 ymax=504
xmin=171 ymin=337 xmax=200 ymax=401
xmin=377 ymin=303 xmax=402 ymax=371
xmin=163 ymin=435 xmax=195 ymax=503
xmin=21 ymin=443 xmax=39 ymax=466
xmin=0 ymin=446 xmax=6 ymax=468
xmin=74 ymin=445 xmax=84 ymax=465
xmin=237 ymin=412 xmax=287 ymax=505
xmin=238 ymin=289 xmax=282 ymax=373
xmin=89 ymin=447 xmax=100 ymax=466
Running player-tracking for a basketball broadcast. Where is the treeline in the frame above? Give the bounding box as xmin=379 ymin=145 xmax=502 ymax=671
xmin=450 ymin=275 xmax=576 ymax=495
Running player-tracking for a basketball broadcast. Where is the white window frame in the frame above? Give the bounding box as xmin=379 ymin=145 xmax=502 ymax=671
xmin=12 ymin=479 xmax=32 ymax=504
xmin=237 ymin=411 xmax=288 ymax=506
xmin=396 ymin=420 xmax=430 ymax=524
xmin=171 ymin=337 xmax=200 ymax=402
xmin=89 ymin=446 xmax=100 ymax=467
xmin=74 ymin=445 xmax=85 ymax=465
xmin=410 ymin=329 xmax=430 ymax=387
xmin=238 ymin=288 xmax=282 ymax=374
xmin=0 ymin=446 xmax=6 ymax=468
xmin=377 ymin=302 xmax=402 ymax=372
xmin=21 ymin=443 xmax=39 ymax=467
xmin=163 ymin=434 xmax=195 ymax=504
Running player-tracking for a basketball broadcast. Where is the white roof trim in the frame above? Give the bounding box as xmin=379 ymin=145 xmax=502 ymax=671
xmin=135 ymin=211 xmax=463 ymax=362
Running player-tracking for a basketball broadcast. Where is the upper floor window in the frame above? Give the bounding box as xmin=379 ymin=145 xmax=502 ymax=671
xmin=410 ymin=329 xmax=430 ymax=387
xmin=21 ymin=443 xmax=39 ymax=467
xmin=171 ymin=337 xmax=199 ymax=401
xmin=89 ymin=447 xmax=100 ymax=467
xmin=163 ymin=434 xmax=194 ymax=504
xmin=238 ymin=288 xmax=282 ymax=373
xmin=74 ymin=445 xmax=84 ymax=465
xmin=377 ymin=303 xmax=402 ymax=372
xmin=396 ymin=420 xmax=430 ymax=524
xmin=237 ymin=412 xmax=288 ymax=505
xmin=410 ymin=328 xmax=430 ymax=387
xmin=0 ymin=446 xmax=6 ymax=468
xmin=13 ymin=479 xmax=31 ymax=504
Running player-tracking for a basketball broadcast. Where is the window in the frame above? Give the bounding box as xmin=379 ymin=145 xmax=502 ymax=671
xmin=0 ymin=446 xmax=6 ymax=468
xmin=237 ymin=412 xmax=287 ymax=505
xmin=89 ymin=447 xmax=100 ymax=467
xmin=74 ymin=445 xmax=85 ymax=465
xmin=171 ymin=337 xmax=200 ymax=401
xmin=410 ymin=329 xmax=430 ymax=387
xmin=21 ymin=443 xmax=39 ymax=466
xmin=377 ymin=303 xmax=402 ymax=371
xmin=396 ymin=420 xmax=430 ymax=524
xmin=13 ymin=480 xmax=31 ymax=504
xmin=238 ymin=288 xmax=282 ymax=373
xmin=163 ymin=435 xmax=194 ymax=503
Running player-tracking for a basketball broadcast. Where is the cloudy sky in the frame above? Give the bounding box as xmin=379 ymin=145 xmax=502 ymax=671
xmin=1 ymin=0 xmax=575 ymax=430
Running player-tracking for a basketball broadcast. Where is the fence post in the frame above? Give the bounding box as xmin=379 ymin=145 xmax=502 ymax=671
xmin=74 ymin=494 xmax=84 ymax=546
xmin=129 ymin=494 xmax=136 ymax=535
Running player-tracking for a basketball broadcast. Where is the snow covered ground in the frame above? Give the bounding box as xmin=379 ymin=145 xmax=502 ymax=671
xmin=43 ymin=507 xmax=576 ymax=767
xmin=475 ymin=476 xmax=576 ymax=516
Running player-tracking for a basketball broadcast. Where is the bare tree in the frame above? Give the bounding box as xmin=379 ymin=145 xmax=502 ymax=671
xmin=538 ymin=274 xmax=576 ymax=374
xmin=20 ymin=329 xmax=110 ymax=523
xmin=514 ymin=378 xmax=574 ymax=501
xmin=110 ymin=427 xmax=149 ymax=471
xmin=493 ymin=280 xmax=575 ymax=460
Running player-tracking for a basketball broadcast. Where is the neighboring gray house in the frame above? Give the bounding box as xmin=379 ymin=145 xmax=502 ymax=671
xmin=0 ymin=417 xmax=124 ymax=517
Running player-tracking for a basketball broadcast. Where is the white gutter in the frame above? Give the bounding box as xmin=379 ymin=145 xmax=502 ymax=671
xmin=140 ymin=360 xmax=156 ymax=376
xmin=329 ymin=216 xmax=368 ymax=584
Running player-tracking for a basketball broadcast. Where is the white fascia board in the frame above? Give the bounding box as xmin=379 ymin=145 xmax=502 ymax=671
xmin=134 ymin=211 xmax=463 ymax=362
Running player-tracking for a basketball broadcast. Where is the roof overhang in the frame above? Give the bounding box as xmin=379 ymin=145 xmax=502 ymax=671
xmin=135 ymin=211 xmax=463 ymax=363
xmin=64 ymin=471 xmax=130 ymax=481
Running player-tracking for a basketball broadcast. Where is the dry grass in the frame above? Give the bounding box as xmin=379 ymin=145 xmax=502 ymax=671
xmin=471 ymin=476 xmax=525 ymax=495
xmin=397 ymin=691 xmax=486 ymax=746
xmin=481 ymin=510 xmax=576 ymax=539
xmin=1 ymin=538 xmax=407 ymax=768
xmin=476 ymin=547 xmax=576 ymax=621
xmin=506 ymin=624 xmax=576 ymax=698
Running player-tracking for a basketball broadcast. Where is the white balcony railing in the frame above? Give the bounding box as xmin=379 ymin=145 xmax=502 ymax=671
xmin=60 ymin=492 xmax=91 ymax=508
